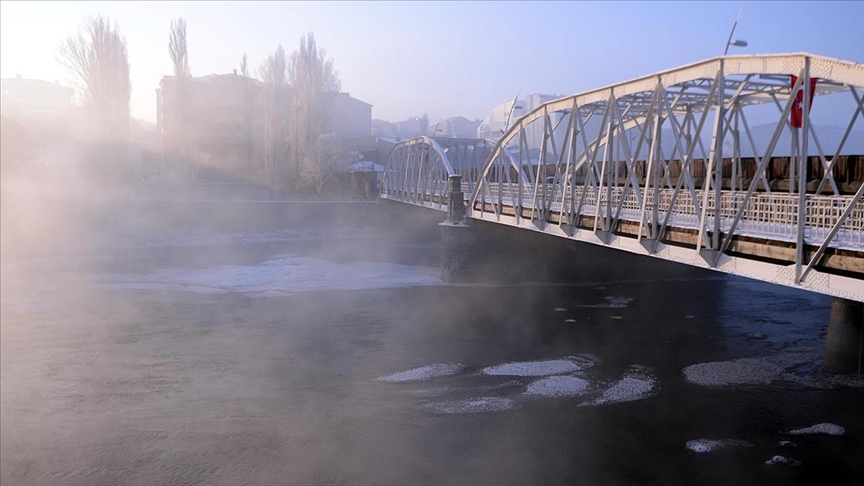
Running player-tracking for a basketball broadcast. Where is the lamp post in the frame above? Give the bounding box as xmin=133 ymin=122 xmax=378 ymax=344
xmin=724 ymin=7 xmax=748 ymax=55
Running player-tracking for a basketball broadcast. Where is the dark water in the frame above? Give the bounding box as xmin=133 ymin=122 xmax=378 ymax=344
xmin=2 ymin=211 xmax=863 ymax=485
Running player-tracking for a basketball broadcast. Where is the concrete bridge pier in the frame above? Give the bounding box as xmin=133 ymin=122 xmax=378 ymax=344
xmin=440 ymin=175 xmax=525 ymax=282
xmin=440 ymin=175 xmax=480 ymax=282
xmin=824 ymin=298 xmax=864 ymax=374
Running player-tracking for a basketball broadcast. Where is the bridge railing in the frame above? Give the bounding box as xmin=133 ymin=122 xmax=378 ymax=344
xmin=381 ymin=137 xmax=503 ymax=209
xmin=476 ymin=183 xmax=863 ymax=248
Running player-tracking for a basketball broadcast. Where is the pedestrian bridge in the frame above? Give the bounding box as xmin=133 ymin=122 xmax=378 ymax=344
xmin=381 ymin=53 xmax=864 ymax=302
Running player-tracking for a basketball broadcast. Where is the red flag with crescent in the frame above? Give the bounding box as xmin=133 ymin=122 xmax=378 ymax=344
xmin=790 ymin=75 xmax=818 ymax=128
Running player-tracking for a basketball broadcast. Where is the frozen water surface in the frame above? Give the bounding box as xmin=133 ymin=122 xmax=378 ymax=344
xmin=578 ymin=296 xmax=634 ymax=308
xmin=785 ymin=423 xmax=845 ymax=436
xmin=686 ymin=439 xmax=753 ymax=453
xmin=682 ymin=353 xmax=820 ymax=387
xmin=378 ymin=364 xmax=465 ymax=383
xmin=524 ymin=376 xmax=591 ymax=397
xmin=766 ymin=455 xmax=801 ymax=466
xmin=422 ymin=397 xmax=515 ymax=415
xmin=481 ymin=356 xmax=596 ymax=377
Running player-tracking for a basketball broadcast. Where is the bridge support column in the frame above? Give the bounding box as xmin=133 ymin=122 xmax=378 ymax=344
xmin=446 ymin=175 xmax=464 ymax=224
xmin=824 ymin=297 xmax=863 ymax=374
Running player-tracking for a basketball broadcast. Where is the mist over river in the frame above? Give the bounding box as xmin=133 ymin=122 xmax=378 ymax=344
xmin=1 ymin=201 xmax=862 ymax=485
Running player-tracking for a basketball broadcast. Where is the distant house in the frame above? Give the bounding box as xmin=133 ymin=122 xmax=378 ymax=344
xmin=371 ymin=119 xmax=399 ymax=139
xmin=156 ymin=73 xmax=372 ymax=183
xmin=438 ymin=116 xmax=481 ymax=139
xmin=0 ymin=75 xmax=75 ymax=122
xmin=0 ymin=76 xmax=78 ymax=164
xmin=477 ymin=93 xmax=562 ymax=146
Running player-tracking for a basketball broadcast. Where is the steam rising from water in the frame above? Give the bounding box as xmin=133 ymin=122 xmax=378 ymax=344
xmin=100 ymin=255 xmax=442 ymax=297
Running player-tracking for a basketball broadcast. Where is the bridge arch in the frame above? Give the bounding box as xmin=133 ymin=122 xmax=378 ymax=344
xmin=464 ymin=53 xmax=864 ymax=300
xmin=472 ymin=53 xmax=864 ymax=215
xmin=381 ymin=136 xmax=523 ymax=210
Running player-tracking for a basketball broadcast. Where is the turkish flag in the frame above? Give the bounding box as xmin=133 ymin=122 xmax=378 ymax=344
xmin=790 ymin=75 xmax=818 ymax=128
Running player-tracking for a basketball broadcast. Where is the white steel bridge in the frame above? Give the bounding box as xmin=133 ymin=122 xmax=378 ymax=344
xmin=381 ymin=53 xmax=864 ymax=302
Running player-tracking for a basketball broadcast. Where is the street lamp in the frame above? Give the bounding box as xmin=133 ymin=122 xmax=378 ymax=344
xmin=723 ymin=7 xmax=748 ymax=55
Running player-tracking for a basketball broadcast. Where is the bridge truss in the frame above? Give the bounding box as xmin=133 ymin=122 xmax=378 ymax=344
xmin=383 ymin=53 xmax=864 ymax=301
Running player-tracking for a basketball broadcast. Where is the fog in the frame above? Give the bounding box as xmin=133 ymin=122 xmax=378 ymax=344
xmin=4 ymin=141 xmax=864 ymax=484
xmin=3 ymin=5 xmax=864 ymax=486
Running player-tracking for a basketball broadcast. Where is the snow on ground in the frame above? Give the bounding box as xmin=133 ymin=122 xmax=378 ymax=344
xmin=377 ymin=364 xmax=465 ymax=383
xmin=785 ymin=423 xmax=845 ymax=436
xmin=100 ymin=255 xmax=443 ymax=297
xmin=421 ymin=397 xmax=515 ymax=415
xmin=686 ymin=439 xmax=754 ymax=453
xmin=481 ymin=356 xmax=597 ymax=377
xmin=524 ymin=376 xmax=590 ymax=397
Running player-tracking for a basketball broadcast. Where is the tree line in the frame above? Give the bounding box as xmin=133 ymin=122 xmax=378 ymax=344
xmin=58 ymin=14 xmax=355 ymax=195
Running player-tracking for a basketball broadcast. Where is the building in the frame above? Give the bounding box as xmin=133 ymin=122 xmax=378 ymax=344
xmin=0 ymin=75 xmax=75 ymax=121
xmin=437 ymin=116 xmax=481 ymax=139
xmin=0 ymin=76 xmax=78 ymax=165
xmin=156 ymin=73 xmax=372 ymax=183
xmin=395 ymin=116 xmax=425 ymax=139
xmin=371 ymin=119 xmax=399 ymax=139
xmin=477 ymin=93 xmax=562 ymax=147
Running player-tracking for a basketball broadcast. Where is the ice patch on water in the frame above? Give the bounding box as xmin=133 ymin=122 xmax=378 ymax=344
xmin=482 ymin=380 xmax=522 ymax=391
xmin=525 ymin=376 xmax=590 ymax=397
xmin=683 ymin=353 xmax=821 ymax=387
xmin=686 ymin=439 xmax=753 ymax=453
xmin=378 ymin=363 xmax=464 ymax=383
xmin=766 ymin=455 xmax=801 ymax=466
xmin=785 ymin=423 xmax=845 ymax=436
xmin=422 ymin=397 xmax=515 ymax=414
xmin=100 ymin=255 xmax=443 ymax=296
xmin=583 ymin=366 xmax=656 ymax=406
xmin=405 ymin=387 xmax=451 ymax=398
xmin=481 ymin=356 xmax=596 ymax=377
xmin=578 ymin=296 xmax=634 ymax=309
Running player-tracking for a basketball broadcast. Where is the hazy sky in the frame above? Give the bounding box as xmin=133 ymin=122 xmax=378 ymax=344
xmin=2 ymin=1 xmax=862 ymax=124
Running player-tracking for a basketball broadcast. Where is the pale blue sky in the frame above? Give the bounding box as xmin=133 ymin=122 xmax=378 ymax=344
xmin=2 ymin=1 xmax=862 ymax=124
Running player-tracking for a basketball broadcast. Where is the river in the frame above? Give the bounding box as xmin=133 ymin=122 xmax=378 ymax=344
xmin=1 ymin=201 xmax=862 ymax=485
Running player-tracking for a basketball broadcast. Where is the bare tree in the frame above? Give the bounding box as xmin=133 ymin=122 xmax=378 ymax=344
xmin=259 ymin=45 xmax=287 ymax=196
xmin=288 ymin=32 xmax=341 ymax=193
xmin=239 ymin=53 xmax=253 ymax=176
xmin=300 ymin=133 xmax=359 ymax=195
xmin=167 ymin=18 xmax=191 ymax=180
xmin=169 ymin=18 xmax=190 ymax=78
xmin=239 ymin=53 xmax=248 ymax=78
xmin=58 ymin=14 xmax=130 ymax=184
xmin=58 ymin=14 xmax=130 ymax=143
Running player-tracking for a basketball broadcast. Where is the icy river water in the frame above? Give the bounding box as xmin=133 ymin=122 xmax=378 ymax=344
xmin=1 ymin=201 xmax=862 ymax=485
